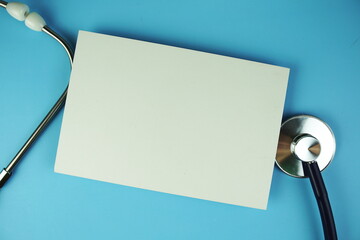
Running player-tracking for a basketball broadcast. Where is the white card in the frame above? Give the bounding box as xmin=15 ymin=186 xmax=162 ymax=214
xmin=55 ymin=31 xmax=289 ymax=209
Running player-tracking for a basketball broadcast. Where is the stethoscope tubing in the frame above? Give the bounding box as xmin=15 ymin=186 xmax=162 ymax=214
xmin=303 ymin=161 xmax=337 ymax=240
xmin=0 ymin=2 xmax=339 ymax=240
xmin=276 ymin=115 xmax=338 ymax=240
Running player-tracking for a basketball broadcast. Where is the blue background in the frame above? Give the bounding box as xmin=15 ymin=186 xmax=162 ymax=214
xmin=0 ymin=0 xmax=359 ymax=239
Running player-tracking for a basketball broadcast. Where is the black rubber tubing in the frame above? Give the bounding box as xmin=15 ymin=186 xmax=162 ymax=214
xmin=302 ymin=161 xmax=337 ymax=240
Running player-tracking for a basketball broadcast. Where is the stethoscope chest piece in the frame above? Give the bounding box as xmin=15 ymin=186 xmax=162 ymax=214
xmin=275 ymin=115 xmax=336 ymax=178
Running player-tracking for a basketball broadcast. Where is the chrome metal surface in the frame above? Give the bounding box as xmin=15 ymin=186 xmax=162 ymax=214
xmin=4 ymin=25 xmax=74 ymax=173
xmin=0 ymin=1 xmax=7 ymax=8
xmin=275 ymin=115 xmax=336 ymax=178
xmin=42 ymin=26 xmax=74 ymax=64
xmin=5 ymin=89 xmax=69 ymax=172
xmin=291 ymin=135 xmax=321 ymax=162
xmin=0 ymin=169 xmax=11 ymax=188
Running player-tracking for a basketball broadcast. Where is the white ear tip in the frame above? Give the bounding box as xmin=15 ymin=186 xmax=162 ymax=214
xmin=6 ymin=2 xmax=29 ymax=21
xmin=25 ymin=12 xmax=46 ymax=31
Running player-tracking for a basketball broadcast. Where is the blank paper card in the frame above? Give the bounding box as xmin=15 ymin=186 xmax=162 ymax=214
xmin=55 ymin=31 xmax=289 ymax=209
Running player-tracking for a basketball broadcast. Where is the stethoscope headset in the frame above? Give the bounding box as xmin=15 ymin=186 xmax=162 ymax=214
xmin=0 ymin=2 xmax=338 ymax=240
xmin=0 ymin=1 xmax=73 ymax=187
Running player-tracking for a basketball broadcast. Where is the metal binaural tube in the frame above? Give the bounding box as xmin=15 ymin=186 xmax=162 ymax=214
xmin=5 ymin=88 xmax=69 ymax=173
xmin=42 ymin=26 xmax=74 ymax=64
xmin=4 ymin=25 xmax=74 ymax=174
xmin=0 ymin=1 xmax=7 ymax=8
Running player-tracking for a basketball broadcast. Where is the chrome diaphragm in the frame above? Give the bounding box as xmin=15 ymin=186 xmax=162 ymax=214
xmin=275 ymin=115 xmax=336 ymax=178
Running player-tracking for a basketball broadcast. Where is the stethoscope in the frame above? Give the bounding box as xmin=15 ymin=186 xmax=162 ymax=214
xmin=0 ymin=1 xmax=73 ymax=187
xmin=275 ymin=115 xmax=337 ymax=240
xmin=0 ymin=2 xmax=337 ymax=240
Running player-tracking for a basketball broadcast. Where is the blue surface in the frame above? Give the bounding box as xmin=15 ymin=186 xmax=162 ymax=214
xmin=0 ymin=0 xmax=359 ymax=239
